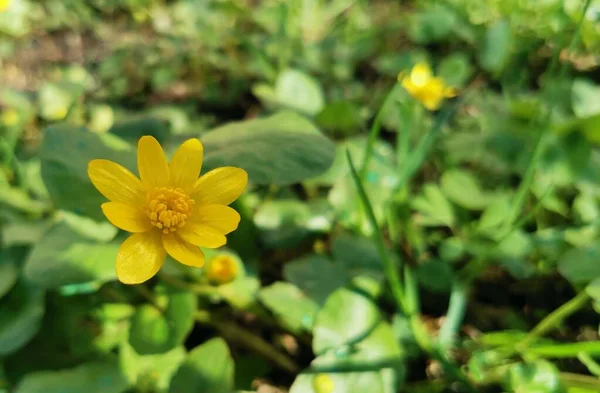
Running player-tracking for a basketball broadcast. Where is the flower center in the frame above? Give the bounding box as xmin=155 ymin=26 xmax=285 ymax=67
xmin=145 ymin=187 xmax=195 ymax=234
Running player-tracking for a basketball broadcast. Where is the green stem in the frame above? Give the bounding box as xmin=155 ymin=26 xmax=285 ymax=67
xmin=347 ymin=150 xmax=407 ymax=311
xmin=396 ymin=99 xmax=459 ymax=192
xmin=578 ymin=352 xmax=600 ymax=377
xmin=193 ymin=311 xmax=299 ymax=374
xmin=159 ymin=271 xmax=220 ymax=297
xmin=359 ymin=84 xmax=400 ymax=179
xmin=347 ymin=151 xmax=476 ymax=392
xmin=524 ymin=341 xmax=600 ymax=358
xmin=439 ymin=280 xmax=469 ymax=348
xmin=518 ymin=291 xmax=590 ymax=349
xmin=506 ymin=0 xmax=592 ymax=228
xmin=560 ymin=372 xmax=600 ymax=390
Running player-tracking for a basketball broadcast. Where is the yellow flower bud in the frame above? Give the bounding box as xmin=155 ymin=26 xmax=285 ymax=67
xmin=313 ymin=239 xmax=327 ymax=254
xmin=1 ymin=108 xmax=19 ymax=126
xmin=0 ymin=0 xmax=12 ymax=13
xmin=205 ymin=253 xmax=241 ymax=285
xmin=312 ymin=373 xmax=334 ymax=393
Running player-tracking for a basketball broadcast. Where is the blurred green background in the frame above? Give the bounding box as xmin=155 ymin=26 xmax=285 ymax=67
xmin=2 ymin=0 xmax=600 ymax=392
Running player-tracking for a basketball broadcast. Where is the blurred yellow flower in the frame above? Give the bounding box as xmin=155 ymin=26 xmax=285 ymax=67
xmin=0 ymin=0 xmax=11 ymax=12
xmin=52 ymin=106 xmax=69 ymax=120
xmin=88 ymin=136 xmax=248 ymax=284
xmin=312 ymin=373 xmax=334 ymax=393
xmin=205 ymin=253 xmax=241 ymax=285
xmin=398 ymin=63 xmax=457 ymax=111
xmin=1 ymin=108 xmax=19 ymax=126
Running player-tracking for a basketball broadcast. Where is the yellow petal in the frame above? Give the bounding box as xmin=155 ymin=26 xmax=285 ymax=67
xmin=101 ymin=202 xmax=152 ymax=233
xmin=421 ymin=94 xmax=444 ymax=111
xmin=162 ymin=233 xmax=205 ymax=267
xmin=178 ymin=222 xmax=227 ymax=248
xmin=138 ymin=136 xmax=170 ymax=189
xmin=88 ymin=159 xmax=145 ymax=205
xmin=422 ymin=78 xmax=448 ymax=111
xmin=192 ymin=167 xmax=248 ymax=206
xmin=444 ymin=86 xmax=457 ymax=98
xmin=410 ymin=63 xmax=433 ymax=87
xmin=169 ymin=138 xmax=204 ymax=192
xmin=401 ymin=76 xmax=420 ymax=97
xmin=116 ymin=231 xmax=166 ymax=284
xmin=190 ymin=204 xmax=241 ymax=234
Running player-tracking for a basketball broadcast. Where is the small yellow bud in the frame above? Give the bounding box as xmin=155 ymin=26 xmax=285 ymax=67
xmin=0 ymin=0 xmax=12 ymax=13
xmin=312 ymin=373 xmax=334 ymax=393
xmin=205 ymin=253 xmax=241 ymax=285
xmin=52 ymin=106 xmax=68 ymax=120
xmin=1 ymin=108 xmax=19 ymax=126
xmin=313 ymin=239 xmax=327 ymax=254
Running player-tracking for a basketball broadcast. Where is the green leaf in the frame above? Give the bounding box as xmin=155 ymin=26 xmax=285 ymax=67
xmin=0 ymin=254 xmax=18 ymax=300
xmin=217 ymin=277 xmax=260 ymax=310
xmin=559 ymin=246 xmax=600 ymax=285
xmin=309 ymin=136 xmax=395 ymax=186
xmin=439 ymin=237 xmax=466 ymax=263
xmin=40 ymin=126 xmax=136 ymax=220
xmin=315 ymin=101 xmax=363 ymax=134
xmin=0 ymin=281 xmax=45 ymax=356
xmin=14 ymin=361 xmax=129 ymax=393
xmin=169 ymin=338 xmax=234 ymax=393
xmin=412 ymin=184 xmax=455 ymax=227
xmin=332 ymin=234 xmax=383 ymax=277
xmin=253 ymin=69 xmax=325 ymax=116
xmin=438 ymin=53 xmax=473 ymax=87
xmin=284 ymin=255 xmax=349 ymax=305
xmin=332 ymin=234 xmax=385 ymax=297
xmin=24 ymin=222 xmax=120 ymax=289
xmin=291 ymin=321 xmax=405 ymax=393
xmin=120 ymin=343 xmax=186 ymax=392
xmin=492 ymin=231 xmax=535 ymax=279
xmin=254 ymin=199 xmax=332 ymax=248
xmin=573 ymin=79 xmax=600 ymax=118
xmin=129 ymin=286 xmax=197 ymax=355
xmin=586 ymin=277 xmax=600 ymax=302
xmin=109 ymin=116 xmax=170 ymax=145
xmin=417 ymin=259 xmax=453 ymax=293
xmin=441 ymin=169 xmax=495 ymax=210
xmin=38 ymin=83 xmax=73 ymax=121
xmin=313 ymin=288 xmax=380 ymax=355
xmin=477 ymin=198 xmax=511 ymax=237
xmin=259 ymin=282 xmax=319 ymax=333
xmin=480 ymin=20 xmax=512 ymax=74
xmin=573 ymin=192 xmax=600 ymax=224
xmin=408 ymin=5 xmax=456 ymax=44
xmin=201 ymin=111 xmax=335 ymax=185
xmin=503 ymin=360 xmax=565 ymax=393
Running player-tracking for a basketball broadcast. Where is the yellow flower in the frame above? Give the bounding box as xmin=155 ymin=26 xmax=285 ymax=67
xmin=205 ymin=253 xmax=241 ymax=285
xmin=1 ymin=108 xmax=19 ymax=126
xmin=312 ymin=373 xmax=334 ymax=393
xmin=88 ymin=136 xmax=248 ymax=284
xmin=0 ymin=0 xmax=11 ymax=12
xmin=398 ymin=63 xmax=457 ymax=111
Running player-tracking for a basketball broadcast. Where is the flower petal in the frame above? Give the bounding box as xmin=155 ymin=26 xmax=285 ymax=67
xmin=116 ymin=231 xmax=166 ymax=284
xmin=101 ymin=202 xmax=153 ymax=233
xmin=138 ymin=136 xmax=170 ymax=189
xmin=169 ymin=138 xmax=204 ymax=192
xmin=410 ymin=63 xmax=433 ymax=87
xmin=88 ymin=159 xmax=145 ymax=205
xmin=162 ymin=233 xmax=205 ymax=267
xmin=192 ymin=167 xmax=248 ymax=206
xmin=190 ymin=204 xmax=241 ymax=234
xmin=178 ymin=222 xmax=226 ymax=248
